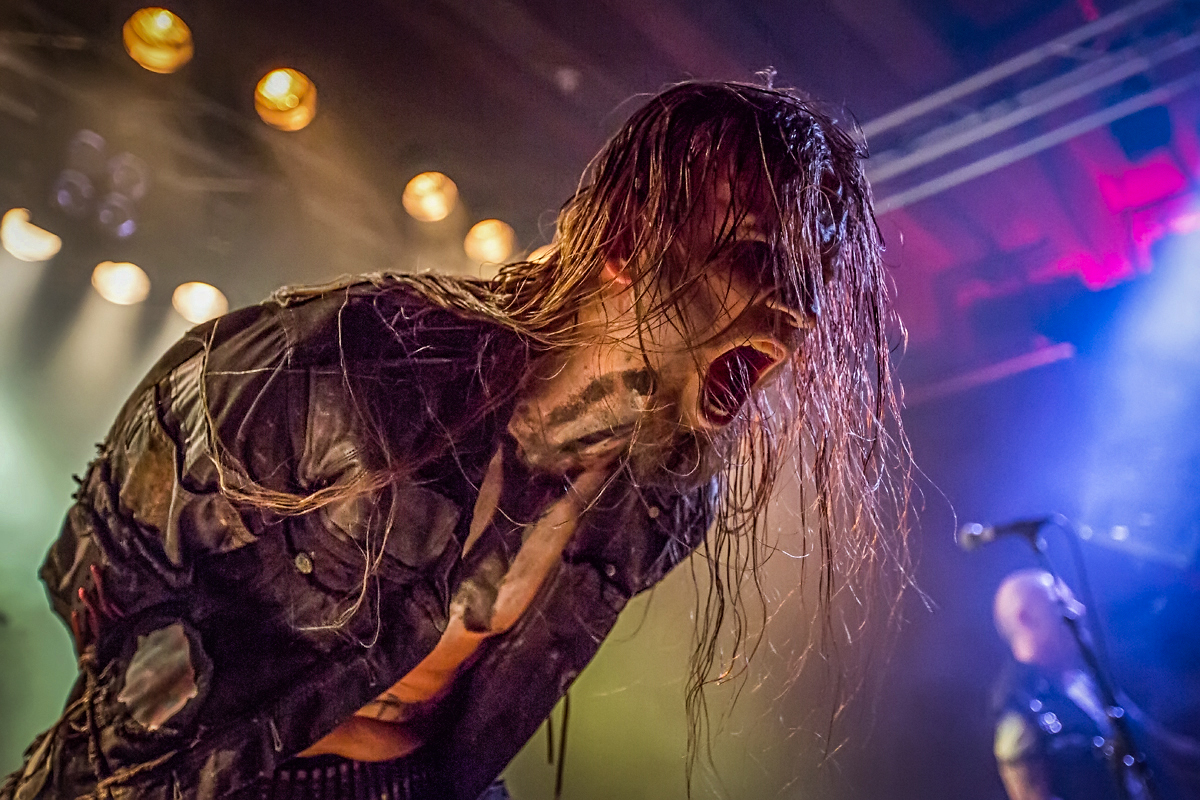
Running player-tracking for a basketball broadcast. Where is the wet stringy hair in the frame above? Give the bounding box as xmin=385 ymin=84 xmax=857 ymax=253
xmin=218 ymin=80 xmax=913 ymax=784
xmin=429 ymin=79 xmax=910 ymax=775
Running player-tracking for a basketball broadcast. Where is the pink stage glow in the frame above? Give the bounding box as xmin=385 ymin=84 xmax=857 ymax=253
xmin=1046 ymin=250 xmax=1133 ymax=290
xmin=1097 ymin=160 xmax=1187 ymax=213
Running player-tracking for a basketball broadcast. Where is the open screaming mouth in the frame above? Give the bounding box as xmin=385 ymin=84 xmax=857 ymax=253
xmin=700 ymin=344 xmax=781 ymax=426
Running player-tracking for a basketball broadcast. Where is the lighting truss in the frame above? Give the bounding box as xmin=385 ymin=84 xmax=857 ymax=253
xmin=865 ymin=0 xmax=1200 ymax=211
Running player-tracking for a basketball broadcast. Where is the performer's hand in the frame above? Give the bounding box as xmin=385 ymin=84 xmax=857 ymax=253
xmin=69 ymin=564 xmax=124 ymax=652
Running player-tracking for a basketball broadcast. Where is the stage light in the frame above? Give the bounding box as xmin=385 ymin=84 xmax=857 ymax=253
xmin=66 ymin=130 xmax=107 ymax=176
xmin=51 ymin=170 xmax=95 ymax=218
xmin=402 ymin=172 xmax=458 ymax=222
xmin=123 ymin=8 xmax=194 ymax=74
xmin=255 ymin=68 xmax=317 ymax=131
xmin=172 ymin=281 xmax=227 ymax=323
xmin=97 ymin=193 xmax=138 ymax=238
xmin=95 ymin=153 xmax=149 ymax=238
xmin=464 ymin=219 xmax=515 ymax=264
xmin=554 ymin=67 xmax=581 ymax=95
xmin=92 ymin=261 xmax=150 ymax=305
xmin=1 ymin=209 xmax=62 ymax=262
xmin=52 ymin=131 xmax=104 ymax=217
xmin=109 ymin=152 xmax=151 ymax=201
xmin=1080 ymin=231 xmax=1200 ymax=563
xmin=528 ymin=244 xmax=554 ymax=263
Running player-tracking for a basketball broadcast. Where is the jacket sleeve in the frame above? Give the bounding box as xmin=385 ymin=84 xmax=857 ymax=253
xmin=44 ymin=289 xmax=470 ymax=628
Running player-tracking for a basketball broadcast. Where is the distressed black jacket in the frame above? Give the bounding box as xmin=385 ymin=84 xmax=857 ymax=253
xmin=5 ymin=279 xmax=713 ymax=800
xmin=990 ymin=661 xmax=1181 ymax=800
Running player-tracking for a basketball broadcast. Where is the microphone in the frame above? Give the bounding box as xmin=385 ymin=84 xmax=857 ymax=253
xmin=957 ymin=516 xmax=1057 ymax=551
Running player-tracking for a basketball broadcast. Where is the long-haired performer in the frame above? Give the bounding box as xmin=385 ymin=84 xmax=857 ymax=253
xmin=3 ymin=80 xmax=910 ymax=800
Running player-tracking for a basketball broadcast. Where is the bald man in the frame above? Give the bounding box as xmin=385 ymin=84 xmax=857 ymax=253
xmin=991 ymin=569 xmax=1156 ymax=800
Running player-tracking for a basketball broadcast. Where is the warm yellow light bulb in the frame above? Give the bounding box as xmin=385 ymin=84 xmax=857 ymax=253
xmin=123 ymin=8 xmax=193 ymax=74
xmin=464 ymin=219 xmax=516 ymax=264
xmin=1 ymin=208 xmax=62 ymax=262
xmin=172 ymin=281 xmax=228 ymax=323
xmin=262 ymin=71 xmax=295 ymax=103
xmin=92 ymin=261 xmax=150 ymax=306
xmin=402 ymin=172 xmax=458 ymax=222
xmin=528 ymin=244 xmax=554 ymax=263
xmin=255 ymin=68 xmax=317 ymax=131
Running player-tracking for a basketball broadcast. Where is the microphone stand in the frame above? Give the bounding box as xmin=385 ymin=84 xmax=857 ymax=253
xmin=1024 ymin=517 xmax=1158 ymax=800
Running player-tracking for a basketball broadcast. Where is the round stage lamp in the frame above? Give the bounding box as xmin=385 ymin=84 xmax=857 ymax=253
xmin=123 ymin=8 xmax=193 ymax=74
xmin=172 ymin=281 xmax=228 ymax=323
xmin=403 ymin=172 xmax=458 ymax=222
xmin=2 ymin=209 xmax=62 ymax=262
xmin=109 ymin=152 xmax=151 ymax=201
xmin=92 ymin=261 xmax=150 ymax=305
xmin=97 ymin=193 xmax=138 ymax=238
xmin=528 ymin=244 xmax=554 ymax=263
xmin=464 ymin=219 xmax=515 ymax=264
xmin=255 ymin=68 xmax=317 ymax=131
xmin=51 ymin=170 xmax=95 ymax=218
xmin=66 ymin=130 xmax=107 ymax=176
